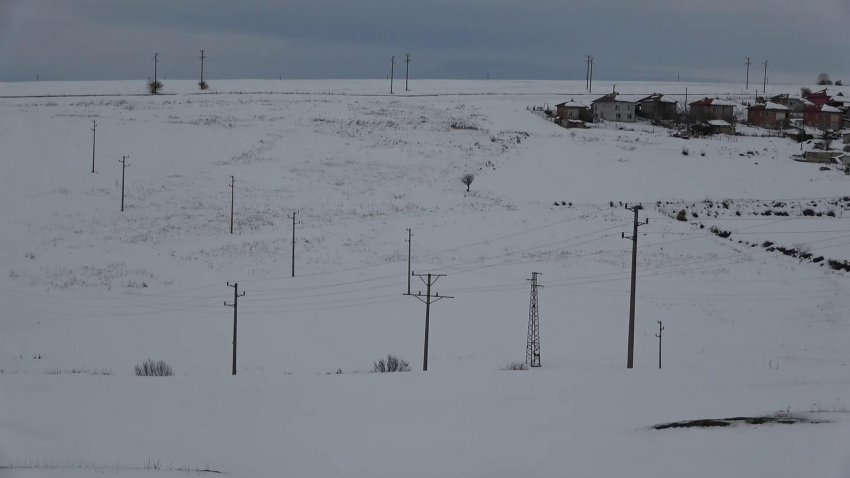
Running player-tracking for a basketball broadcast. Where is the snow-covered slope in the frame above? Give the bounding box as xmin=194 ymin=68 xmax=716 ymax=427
xmin=1 ymin=80 xmax=849 ymax=477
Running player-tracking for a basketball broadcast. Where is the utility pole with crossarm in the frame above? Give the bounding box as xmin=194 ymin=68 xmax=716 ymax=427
xmin=225 ymin=282 xmax=246 ymax=376
xmin=406 ymin=272 xmax=453 ymax=371
xmin=622 ymin=204 xmax=649 ymax=369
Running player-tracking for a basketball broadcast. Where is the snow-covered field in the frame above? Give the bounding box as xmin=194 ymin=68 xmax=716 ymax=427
xmin=1 ymin=80 xmax=849 ymax=477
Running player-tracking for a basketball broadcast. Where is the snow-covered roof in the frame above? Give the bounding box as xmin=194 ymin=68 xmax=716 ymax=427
xmin=748 ymin=102 xmax=789 ymax=111
xmin=690 ymin=97 xmax=736 ymax=107
xmin=764 ymin=102 xmax=789 ymax=111
xmin=710 ymin=99 xmax=737 ymax=107
xmin=830 ymin=96 xmax=850 ymax=104
xmin=820 ymin=104 xmax=842 ymax=113
xmin=555 ymin=100 xmax=588 ymax=108
xmin=708 ymin=120 xmax=732 ymax=127
xmin=639 ymin=93 xmax=677 ymax=104
xmin=592 ymin=93 xmax=635 ymax=104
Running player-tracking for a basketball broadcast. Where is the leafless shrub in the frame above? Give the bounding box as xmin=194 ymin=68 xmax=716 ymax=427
xmin=450 ymin=120 xmax=480 ymax=131
xmin=499 ymin=362 xmax=528 ymax=371
xmin=793 ymin=242 xmax=812 ymax=256
xmin=199 ymin=80 xmax=209 ymax=90
xmin=134 ymin=359 xmax=173 ymax=377
xmin=45 ymin=367 xmax=112 ymax=375
xmin=372 ymin=355 xmax=410 ymax=373
xmin=146 ymin=79 xmax=163 ymax=94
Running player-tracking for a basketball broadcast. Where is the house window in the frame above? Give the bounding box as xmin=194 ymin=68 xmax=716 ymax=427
xmin=627 ymin=114 xmax=632 ymax=120
xmin=616 ymin=113 xmax=621 ymax=119
xmin=615 ymin=105 xmax=620 ymax=110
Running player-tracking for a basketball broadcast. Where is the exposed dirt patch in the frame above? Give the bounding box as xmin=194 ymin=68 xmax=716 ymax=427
xmin=653 ymin=413 xmax=825 ymax=430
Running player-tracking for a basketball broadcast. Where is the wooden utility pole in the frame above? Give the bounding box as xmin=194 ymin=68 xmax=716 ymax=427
xmin=745 ymin=57 xmax=752 ymax=89
xmin=154 ymin=53 xmax=158 ymax=85
xmin=763 ymin=61 xmax=769 ymax=92
xmin=656 ymin=320 xmax=664 ymax=369
xmin=199 ymin=50 xmax=206 ymax=89
xmin=589 ymin=56 xmax=594 ymax=93
xmin=406 ymin=228 xmax=413 ymax=295
xmin=229 ymin=176 xmax=235 ymax=234
xmin=390 ymin=56 xmax=395 ymax=94
xmin=91 ymin=121 xmax=97 ymax=173
xmin=585 ymin=55 xmax=591 ymax=90
xmin=119 ymin=156 xmax=128 ymax=212
xmin=405 ymin=53 xmax=411 ymax=91
xmin=225 ymin=282 xmax=246 ymax=376
xmin=291 ymin=211 xmax=297 ymax=277
xmin=622 ymin=204 xmax=648 ymax=369
xmin=407 ymin=272 xmax=453 ymax=371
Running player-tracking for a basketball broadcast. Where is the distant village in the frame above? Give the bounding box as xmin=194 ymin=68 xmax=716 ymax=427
xmin=535 ymin=87 xmax=850 ymax=167
xmin=542 ymin=88 xmax=847 ymax=134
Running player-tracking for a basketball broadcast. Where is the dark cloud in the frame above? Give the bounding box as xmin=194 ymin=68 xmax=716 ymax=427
xmin=1 ymin=0 xmax=848 ymax=82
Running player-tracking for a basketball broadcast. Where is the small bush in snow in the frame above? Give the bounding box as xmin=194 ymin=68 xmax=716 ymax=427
xmin=676 ymin=210 xmax=687 ymax=221
xmin=147 ymin=79 xmax=163 ymax=94
xmin=500 ymin=362 xmax=528 ymax=371
xmin=681 ymin=147 xmax=689 ymax=156
xmin=461 ymin=173 xmax=475 ymax=192
xmin=827 ymin=210 xmax=836 ymax=217
xmin=372 ymin=355 xmax=410 ymax=373
xmin=134 ymin=359 xmax=173 ymax=377
xmin=803 ymin=208 xmax=815 ymax=216
xmin=198 ymin=80 xmax=209 ymax=90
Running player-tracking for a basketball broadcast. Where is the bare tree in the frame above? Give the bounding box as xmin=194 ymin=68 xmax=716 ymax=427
xmin=461 ymin=173 xmax=475 ymax=192
xmin=817 ymin=73 xmax=833 ymax=85
xmin=801 ymin=87 xmax=812 ymax=97
xmin=837 ymin=80 xmax=843 ymax=86
xmin=822 ymin=130 xmax=834 ymax=150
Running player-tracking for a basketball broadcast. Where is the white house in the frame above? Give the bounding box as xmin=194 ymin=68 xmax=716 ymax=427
xmin=591 ymin=93 xmax=636 ymax=122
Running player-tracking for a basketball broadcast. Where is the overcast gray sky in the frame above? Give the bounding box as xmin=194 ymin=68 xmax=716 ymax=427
xmin=1 ymin=0 xmax=849 ymax=83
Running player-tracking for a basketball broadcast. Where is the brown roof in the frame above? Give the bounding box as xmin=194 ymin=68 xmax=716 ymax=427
xmin=591 ymin=93 xmax=619 ymax=103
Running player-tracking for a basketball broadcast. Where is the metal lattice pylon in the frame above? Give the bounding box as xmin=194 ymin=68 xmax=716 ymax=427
xmin=526 ymin=272 xmax=542 ymax=367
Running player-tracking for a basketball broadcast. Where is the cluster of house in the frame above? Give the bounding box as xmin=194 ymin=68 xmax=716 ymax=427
xmin=750 ymin=89 xmax=847 ymax=131
xmin=553 ymin=92 xmax=735 ymax=133
xmin=552 ymin=88 xmax=848 ymax=133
